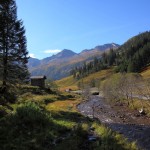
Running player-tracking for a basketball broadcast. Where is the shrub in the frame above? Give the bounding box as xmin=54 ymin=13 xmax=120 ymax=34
xmin=0 ymin=102 xmax=56 ymax=150
xmin=16 ymin=102 xmax=51 ymax=128
xmin=0 ymin=105 xmax=8 ymax=118
xmin=0 ymin=88 xmax=17 ymax=104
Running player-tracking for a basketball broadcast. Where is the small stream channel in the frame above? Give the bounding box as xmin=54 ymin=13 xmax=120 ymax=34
xmin=77 ymin=96 xmax=150 ymax=150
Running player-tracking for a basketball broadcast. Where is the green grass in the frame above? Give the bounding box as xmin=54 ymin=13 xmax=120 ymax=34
xmin=0 ymin=65 xmax=149 ymax=149
xmin=56 ymin=65 xmax=150 ymax=91
xmin=141 ymin=65 xmax=150 ymax=79
xmin=129 ymin=99 xmax=150 ymax=116
xmin=56 ymin=68 xmax=114 ymax=91
xmin=0 ymin=86 xmax=138 ymax=150
xmin=92 ymin=122 xmax=137 ymax=150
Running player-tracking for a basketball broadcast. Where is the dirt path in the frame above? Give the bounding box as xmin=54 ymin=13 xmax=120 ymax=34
xmin=77 ymin=96 xmax=150 ymax=150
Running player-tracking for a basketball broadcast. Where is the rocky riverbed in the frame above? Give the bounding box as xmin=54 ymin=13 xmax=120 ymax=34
xmin=77 ymin=96 xmax=150 ymax=150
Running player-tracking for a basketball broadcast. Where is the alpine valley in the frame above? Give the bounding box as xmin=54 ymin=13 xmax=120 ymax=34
xmin=28 ymin=43 xmax=119 ymax=79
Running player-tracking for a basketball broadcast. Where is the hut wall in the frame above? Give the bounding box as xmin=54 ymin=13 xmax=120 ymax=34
xmin=31 ymin=79 xmax=45 ymax=88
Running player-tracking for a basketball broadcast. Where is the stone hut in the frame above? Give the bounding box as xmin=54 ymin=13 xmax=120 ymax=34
xmin=30 ymin=76 xmax=46 ymax=88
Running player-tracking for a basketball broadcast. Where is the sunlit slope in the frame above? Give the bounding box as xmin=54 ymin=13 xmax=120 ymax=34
xmin=56 ymin=68 xmax=114 ymax=90
xmin=141 ymin=65 xmax=150 ymax=79
xmin=56 ymin=75 xmax=78 ymax=91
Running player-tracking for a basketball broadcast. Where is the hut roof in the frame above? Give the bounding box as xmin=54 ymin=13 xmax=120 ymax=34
xmin=30 ymin=76 xmax=46 ymax=79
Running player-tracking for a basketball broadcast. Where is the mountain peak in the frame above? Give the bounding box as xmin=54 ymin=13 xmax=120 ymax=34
xmin=62 ymin=49 xmax=73 ymax=52
xmin=94 ymin=43 xmax=120 ymax=50
xmin=81 ymin=43 xmax=120 ymax=53
xmin=56 ymin=49 xmax=77 ymax=58
xmin=28 ymin=42 xmax=120 ymax=79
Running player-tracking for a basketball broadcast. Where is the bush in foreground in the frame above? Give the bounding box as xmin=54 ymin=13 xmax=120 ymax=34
xmin=0 ymin=102 xmax=68 ymax=150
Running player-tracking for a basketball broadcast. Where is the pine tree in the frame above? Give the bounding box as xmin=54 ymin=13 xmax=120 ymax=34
xmin=0 ymin=0 xmax=29 ymax=101
xmin=108 ymin=48 xmax=116 ymax=66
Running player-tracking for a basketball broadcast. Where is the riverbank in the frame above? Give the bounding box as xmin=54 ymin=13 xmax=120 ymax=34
xmin=77 ymin=96 xmax=150 ymax=150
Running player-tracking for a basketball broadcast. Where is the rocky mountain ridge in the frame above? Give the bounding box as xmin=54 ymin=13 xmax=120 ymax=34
xmin=28 ymin=43 xmax=119 ymax=79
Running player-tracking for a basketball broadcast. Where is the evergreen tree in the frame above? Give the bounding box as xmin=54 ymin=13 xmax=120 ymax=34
xmin=117 ymin=31 xmax=150 ymax=72
xmin=127 ymin=60 xmax=135 ymax=72
xmin=108 ymin=48 xmax=116 ymax=66
xmin=101 ymin=52 xmax=108 ymax=65
xmin=0 ymin=0 xmax=29 ymax=101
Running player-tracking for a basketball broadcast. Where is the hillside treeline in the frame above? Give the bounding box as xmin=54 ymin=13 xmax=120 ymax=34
xmin=70 ymin=49 xmax=116 ymax=79
xmin=71 ymin=31 xmax=150 ymax=79
xmin=117 ymin=31 xmax=150 ymax=72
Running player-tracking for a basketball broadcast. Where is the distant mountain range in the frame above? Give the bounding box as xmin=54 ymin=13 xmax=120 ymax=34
xmin=28 ymin=43 xmax=120 ymax=79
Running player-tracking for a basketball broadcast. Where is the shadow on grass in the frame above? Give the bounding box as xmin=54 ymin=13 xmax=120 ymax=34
xmin=0 ymin=102 xmax=139 ymax=150
xmin=43 ymin=94 xmax=76 ymax=106
xmin=51 ymin=110 xmax=87 ymax=122
xmin=57 ymin=94 xmax=76 ymax=100
xmin=0 ymin=103 xmax=97 ymax=150
xmin=0 ymin=103 xmax=71 ymax=150
xmin=50 ymin=110 xmax=138 ymax=150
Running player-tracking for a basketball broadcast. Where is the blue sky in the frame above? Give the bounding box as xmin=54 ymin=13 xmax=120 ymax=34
xmin=16 ymin=0 xmax=150 ymax=59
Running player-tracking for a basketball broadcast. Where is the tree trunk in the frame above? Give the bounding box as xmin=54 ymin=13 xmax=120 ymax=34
xmin=2 ymin=39 xmax=8 ymax=88
xmin=2 ymin=56 xmax=7 ymax=87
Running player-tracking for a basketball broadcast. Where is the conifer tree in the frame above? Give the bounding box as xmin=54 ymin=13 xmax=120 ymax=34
xmin=0 ymin=0 xmax=29 ymax=101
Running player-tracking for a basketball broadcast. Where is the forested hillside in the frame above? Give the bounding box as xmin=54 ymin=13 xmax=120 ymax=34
xmin=71 ymin=31 xmax=150 ymax=79
xmin=116 ymin=31 xmax=150 ymax=72
xmin=70 ymin=49 xmax=116 ymax=79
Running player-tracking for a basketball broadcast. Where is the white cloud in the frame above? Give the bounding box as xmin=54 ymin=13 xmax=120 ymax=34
xmin=29 ymin=53 xmax=36 ymax=58
xmin=44 ymin=49 xmax=62 ymax=54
